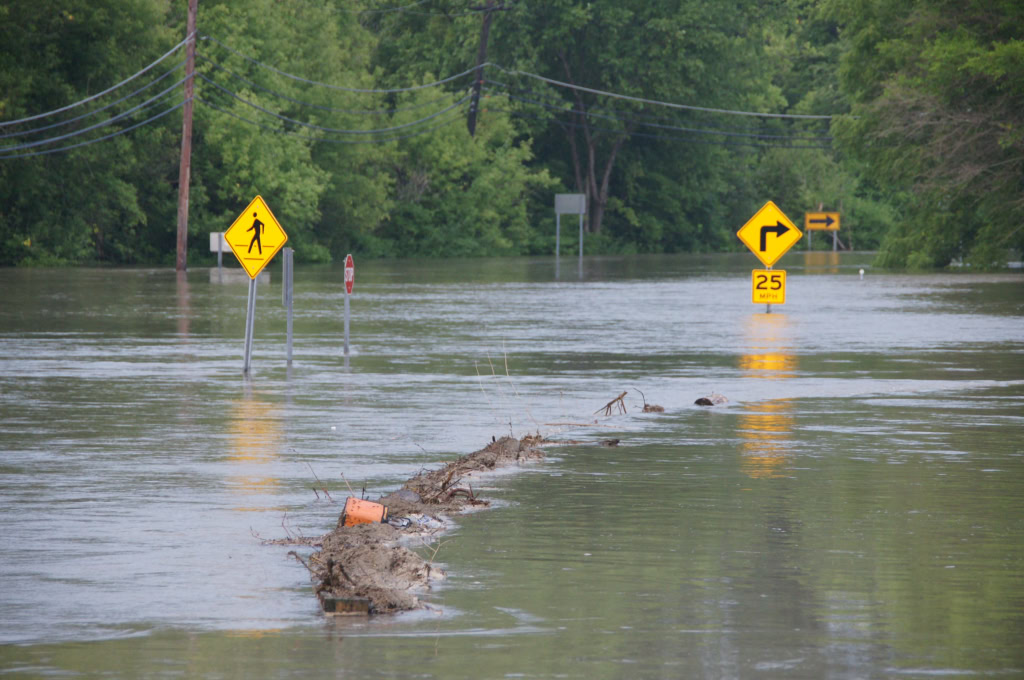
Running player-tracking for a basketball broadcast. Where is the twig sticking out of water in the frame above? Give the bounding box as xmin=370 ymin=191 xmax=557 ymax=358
xmin=595 ymin=391 xmax=628 ymax=416
xmin=307 ymin=463 xmax=334 ymax=502
xmin=634 ymin=387 xmax=665 ymax=413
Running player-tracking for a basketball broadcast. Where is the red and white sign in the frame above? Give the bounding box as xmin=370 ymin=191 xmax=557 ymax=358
xmin=344 ymin=254 xmax=355 ymax=295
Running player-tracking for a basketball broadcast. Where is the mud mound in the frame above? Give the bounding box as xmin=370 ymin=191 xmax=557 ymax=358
xmin=308 ymin=436 xmax=544 ymax=615
xmin=314 ymin=523 xmax=435 ymax=613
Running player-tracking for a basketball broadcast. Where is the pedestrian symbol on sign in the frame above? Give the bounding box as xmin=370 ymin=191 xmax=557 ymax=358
xmin=247 ymin=213 xmax=265 ymax=254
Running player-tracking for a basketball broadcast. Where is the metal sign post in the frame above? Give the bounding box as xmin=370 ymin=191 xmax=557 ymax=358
xmin=282 ymin=248 xmax=294 ymax=364
xmin=578 ymin=211 xmax=584 ymax=277
xmin=343 ymin=254 xmax=354 ymax=357
xmin=555 ymin=194 xmax=586 ymax=279
xmin=209 ymin=232 xmax=226 ymax=270
xmin=224 ymin=195 xmax=288 ymax=374
xmin=243 ymin=277 xmax=258 ymax=373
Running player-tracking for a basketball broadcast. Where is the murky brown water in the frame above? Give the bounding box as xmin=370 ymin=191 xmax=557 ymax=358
xmin=1 ymin=253 xmax=1022 ymax=678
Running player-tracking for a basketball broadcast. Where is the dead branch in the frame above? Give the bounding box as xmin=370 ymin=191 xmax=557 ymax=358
xmin=307 ymin=463 xmax=334 ymax=502
xmin=595 ymin=391 xmax=628 ymax=416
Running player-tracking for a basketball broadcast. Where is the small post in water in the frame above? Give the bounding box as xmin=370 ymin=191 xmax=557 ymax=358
xmin=555 ymin=213 xmax=561 ymax=258
xmin=283 ymin=248 xmax=294 ymax=364
xmin=578 ymin=211 xmax=584 ymax=279
xmin=344 ymin=294 xmax=350 ymax=356
xmin=343 ymin=254 xmax=354 ymax=357
xmin=243 ymin=276 xmax=258 ymax=373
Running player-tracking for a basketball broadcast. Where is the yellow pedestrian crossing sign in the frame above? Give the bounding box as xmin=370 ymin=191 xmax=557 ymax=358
xmin=737 ymin=201 xmax=802 ymax=268
xmin=224 ymin=195 xmax=288 ymax=279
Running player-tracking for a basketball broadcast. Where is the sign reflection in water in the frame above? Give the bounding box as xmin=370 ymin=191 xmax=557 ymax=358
xmin=228 ymin=388 xmax=283 ymax=512
xmin=738 ymin=313 xmax=797 ymax=479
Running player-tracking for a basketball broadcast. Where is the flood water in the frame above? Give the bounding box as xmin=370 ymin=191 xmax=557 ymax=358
xmin=1 ymin=252 xmax=1022 ymax=678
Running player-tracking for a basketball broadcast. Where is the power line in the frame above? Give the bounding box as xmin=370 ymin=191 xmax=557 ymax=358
xmin=497 ymin=107 xmax=831 ymax=149
xmin=201 ymin=34 xmax=477 ymax=94
xmin=198 ymin=74 xmax=470 ymax=134
xmin=484 ymin=76 xmax=831 ymax=137
xmin=0 ymin=62 xmax=187 ymax=141
xmin=0 ymin=100 xmax=187 ymax=159
xmin=0 ymin=73 xmax=190 ymax=154
xmin=196 ymin=96 xmax=466 ymax=144
xmin=487 ymin=63 xmax=838 ymax=120
xmin=196 ymin=54 xmax=460 ymax=116
xmin=331 ymin=0 xmax=496 ymax=17
xmin=0 ymin=34 xmax=192 ymax=128
xmin=484 ymin=86 xmax=833 ymax=143
xmin=349 ymin=0 xmax=433 ymax=14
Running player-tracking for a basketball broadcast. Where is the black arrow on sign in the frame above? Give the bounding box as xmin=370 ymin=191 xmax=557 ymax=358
xmin=809 ymin=215 xmax=835 ymax=228
xmin=759 ymin=221 xmax=790 ymax=251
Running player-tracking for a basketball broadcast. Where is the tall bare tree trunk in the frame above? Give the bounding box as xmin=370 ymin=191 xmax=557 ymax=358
xmin=558 ymin=52 xmax=630 ymax=234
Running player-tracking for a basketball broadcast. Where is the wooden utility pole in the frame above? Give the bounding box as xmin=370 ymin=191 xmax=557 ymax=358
xmin=466 ymin=0 xmax=496 ymax=137
xmin=175 ymin=0 xmax=197 ymax=271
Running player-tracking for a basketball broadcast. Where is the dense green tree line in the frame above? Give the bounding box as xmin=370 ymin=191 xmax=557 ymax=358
xmin=0 ymin=0 xmax=1020 ymax=267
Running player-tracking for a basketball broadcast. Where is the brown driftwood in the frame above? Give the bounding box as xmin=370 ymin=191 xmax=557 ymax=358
xmin=595 ymin=391 xmax=628 ymax=416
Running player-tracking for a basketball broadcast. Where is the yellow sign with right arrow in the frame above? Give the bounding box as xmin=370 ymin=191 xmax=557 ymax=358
xmin=805 ymin=211 xmax=840 ymax=231
xmin=737 ymin=201 xmax=802 ymax=268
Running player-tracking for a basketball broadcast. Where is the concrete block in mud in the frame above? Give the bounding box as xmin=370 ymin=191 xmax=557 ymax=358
xmin=321 ymin=594 xmax=370 ymax=616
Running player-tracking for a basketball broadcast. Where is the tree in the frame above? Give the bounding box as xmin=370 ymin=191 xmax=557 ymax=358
xmin=358 ymin=86 xmax=555 ymax=257
xmin=490 ymin=0 xmax=783 ymax=236
xmin=0 ymin=0 xmax=178 ymax=265
xmin=828 ymin=0 xmax=1024 ymax=268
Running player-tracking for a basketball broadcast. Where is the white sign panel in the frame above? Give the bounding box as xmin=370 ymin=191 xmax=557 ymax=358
xmin=555 ymin=194 xmax=586 ymax=215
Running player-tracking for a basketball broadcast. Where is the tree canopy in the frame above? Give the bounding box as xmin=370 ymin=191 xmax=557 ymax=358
xmin=0 ymin=0 xmax=1020 ymax=268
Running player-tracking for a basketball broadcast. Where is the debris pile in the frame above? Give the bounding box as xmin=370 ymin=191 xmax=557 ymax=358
xmin=307 ymin=435 xmax=544 ymax=615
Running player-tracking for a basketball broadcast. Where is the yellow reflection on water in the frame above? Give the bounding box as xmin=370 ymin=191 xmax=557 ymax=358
xmin=738 ymin=313 xmax=797 ymax=380
xmin=738 ymin=400 xmax=795 ymax=479
xmin=804 ymin=250 xmax=840 ymax=273
xmin=738 ymin=313 xmax=797 ymax=478
xmin=227 ymin=390 xmax=283 ymax=510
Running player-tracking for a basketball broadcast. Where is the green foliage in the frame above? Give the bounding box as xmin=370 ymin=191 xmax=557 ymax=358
xmin=361 ymin=88 xmax=555 ymax=257
xmin=829 ymin=0 xmax=1024 ymax=268
xmin=4 ymin=0 xmax=1016 ymax=268
xmin=0 ymin=0 xmax=178 ymax=265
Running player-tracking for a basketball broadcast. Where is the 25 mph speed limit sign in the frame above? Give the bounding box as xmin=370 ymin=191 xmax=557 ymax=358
xmin=751 ymin=269 xmax=786 ymax=305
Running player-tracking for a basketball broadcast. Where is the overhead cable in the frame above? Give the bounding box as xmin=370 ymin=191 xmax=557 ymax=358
xmin=199 ymin=74 xmax=470 ymax=134
xmin=197 ymin=96 xmax=465 ymax=144
xmin=197 ymin=54 xmax=461 ymax=115
xmin=499 ymin=108 xmax=831 ymax=149
xmin=484 ymin=77 xmax=831 ymax=137
xmin=485 ymin=87 xmax=832 ymax=142
xmin=0 ymin=101 xmax=187 ymax=159
xmin=201 ymin=34 xmax=476 ymax=94
xmin=0 ymin=61 xmax=187 ymax=140
xmin=487 ymin=63 xmax=837 ymax=120
xmin=332 ymin=0 xmax=493 ymax=17
xmin=350 ymin=0 xmax=432 ymax=14
xmin=0 ymin=74 xmax=190 ymax=154
xmin=0 ymin=33 xmax=192 ymax=128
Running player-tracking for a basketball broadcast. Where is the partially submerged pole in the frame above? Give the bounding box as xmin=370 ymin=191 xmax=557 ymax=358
xmin=243 ymin=277 xmax=257 ymax=373
xmin=283 ymin=248 xmax=294 ymax=364
xmin=175 ymin=0 xmax=197 ymax=271
xmin=578 ymin=210 xmax=584 ymax=279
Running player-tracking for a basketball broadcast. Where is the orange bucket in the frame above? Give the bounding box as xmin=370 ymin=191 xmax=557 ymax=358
xmin=341 ymin=497 xmax=389 ymax=527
